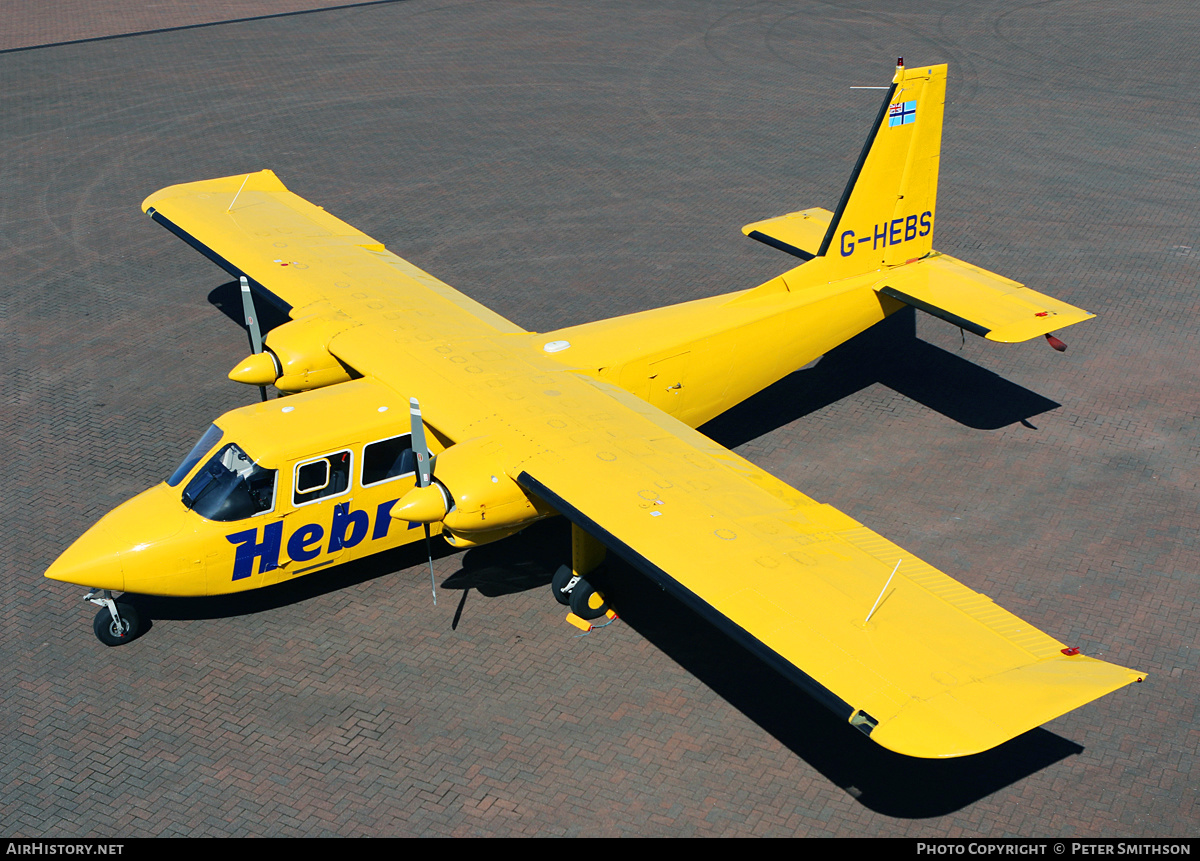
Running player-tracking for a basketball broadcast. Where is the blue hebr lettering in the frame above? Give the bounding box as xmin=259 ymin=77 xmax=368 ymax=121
xmin=287 ymin=523 xmax=324 ymax=562
xmin=227 ymin=522 xmax=283 ymax=581
xmin=329 ymin=501 xmax=369 ymax=552
xmin=373 ymin=500 xmax=399 ymax=540
xmin=230 ymin=495 xmax=407 ymax=580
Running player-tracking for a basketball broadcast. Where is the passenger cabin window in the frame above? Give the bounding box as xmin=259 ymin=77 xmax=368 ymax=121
xmin=181 ymin=443 xmax=277 ymax=522
xmin=362 ymin=434 xmax=416 ymax=487
xmin=294 ymin=451 xmax=351 ymax=506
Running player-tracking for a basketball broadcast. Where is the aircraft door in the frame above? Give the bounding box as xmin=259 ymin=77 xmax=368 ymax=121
xmin=273 ymin=449 xmax=357 ymax=583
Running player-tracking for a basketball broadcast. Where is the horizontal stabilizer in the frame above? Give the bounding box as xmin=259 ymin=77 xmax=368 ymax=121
xmin=742 ymin=208 xmax=834 ymax=261
xmin=873 ymin=253 xmax=1095 ymax=342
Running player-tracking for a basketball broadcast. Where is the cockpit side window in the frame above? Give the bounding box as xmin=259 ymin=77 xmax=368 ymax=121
xmin=362 ymin=433 xmax=416 ymax=487
xmin=293 ymin=451 xmax=351 ymax=506
xmin=181 ymin=443 xmax=277 ymax=522
xmin=167 ymin=424 xmax=225 ymax=487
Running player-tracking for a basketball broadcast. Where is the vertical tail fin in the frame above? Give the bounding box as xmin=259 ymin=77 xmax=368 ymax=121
xmin=817 ymin=60 xmax=947 ymax=277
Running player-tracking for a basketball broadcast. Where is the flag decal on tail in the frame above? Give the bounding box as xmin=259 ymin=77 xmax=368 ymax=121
xmin=888 ymin=100 xmax=917 ymax=127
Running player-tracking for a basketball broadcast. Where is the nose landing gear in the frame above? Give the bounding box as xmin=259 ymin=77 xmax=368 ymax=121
xmin=86 ymin=590 xmax=142 ymax=646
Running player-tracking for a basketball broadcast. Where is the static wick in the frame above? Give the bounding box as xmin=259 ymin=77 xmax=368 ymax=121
xmin=850 ymin=86 xmax=890 ymax=90
xmin=865 ymin=559 xmax=901 ymax=625
xmin=227 ymin=173 xmax=251 ymax=212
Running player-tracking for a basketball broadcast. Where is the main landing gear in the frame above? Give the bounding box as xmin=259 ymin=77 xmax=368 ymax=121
xmin=86 ymin=590 xmax=142 ymax=646
xmin=551 ymin=524 xmax=612 ymax=622
xmin=552 ymin=564 xmax=611 ymax=620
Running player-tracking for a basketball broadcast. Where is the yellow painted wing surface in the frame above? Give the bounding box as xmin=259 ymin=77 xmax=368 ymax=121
xmin=142 ymin=170 xmax=525 ymax=337
xmin=513 ymin=378 xmax=1141 ymax=759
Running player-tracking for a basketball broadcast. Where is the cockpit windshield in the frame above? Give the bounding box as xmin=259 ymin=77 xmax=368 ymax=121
xmin=181 ymin=443 xmax=277 ymax=522
xmin=167 ymin=424 xmax=224 ymax=487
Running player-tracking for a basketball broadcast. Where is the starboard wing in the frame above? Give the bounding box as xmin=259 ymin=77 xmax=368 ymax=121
xmin=515 ymin=377 xmax=1142 ymax=758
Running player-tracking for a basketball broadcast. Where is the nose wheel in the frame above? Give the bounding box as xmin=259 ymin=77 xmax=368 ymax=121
xmin=86 ymin=590 xmax=142 ymax=646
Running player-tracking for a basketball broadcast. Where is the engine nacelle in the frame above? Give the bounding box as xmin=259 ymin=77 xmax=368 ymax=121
xmin=228 ymin=312 xmax=356 ymax=392
xmin=436 ymin=437 xmax=552 ymax=534
xmin=391 ymin=436 xmax=553 ymax=538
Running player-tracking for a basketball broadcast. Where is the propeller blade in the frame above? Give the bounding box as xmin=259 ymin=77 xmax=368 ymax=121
xmin=239 ymin=276 xmax=268 ymax=402
xmin=410 ymin=397 xmax=437 ymax=604
xmin=410 ymin=397 xmax=432 ymax=488
xmin=425 ymin=523 xmax=437 ymax=606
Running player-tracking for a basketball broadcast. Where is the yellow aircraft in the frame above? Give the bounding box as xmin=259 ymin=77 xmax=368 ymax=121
xmin=45 ymin=60 xmax=1143 ymax=759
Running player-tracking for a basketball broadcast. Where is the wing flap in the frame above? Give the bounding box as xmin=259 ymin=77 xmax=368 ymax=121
xmin=874 ymin=252 xmax=1094 ymax=342
xmin=518 ymin=377 xmax=1142 ymax=757
xmin=741 ymin=208 xmax=834 ymax=261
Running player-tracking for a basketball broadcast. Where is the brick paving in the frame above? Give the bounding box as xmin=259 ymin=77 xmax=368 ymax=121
xmin=2 ymin=0 xmax=1197 ymax=838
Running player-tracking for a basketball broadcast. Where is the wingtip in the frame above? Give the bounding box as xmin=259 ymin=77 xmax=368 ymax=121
xmin=867 ymin=656 xmax=1146 ymax=758
xmin=141 ymin=169 xmax=287 ymax=214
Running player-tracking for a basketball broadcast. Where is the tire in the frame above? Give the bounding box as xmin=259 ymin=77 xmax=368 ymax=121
xmin=568 ymin=577 xmax=608 ymax=620
xmin=550 ymin=565 xmax=576 ymax=606
xmin=93 ymin=603 xmax=140 ymax=646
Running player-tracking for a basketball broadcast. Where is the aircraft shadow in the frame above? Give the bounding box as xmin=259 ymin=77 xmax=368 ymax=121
xmin=701 ymin=306 xmax=1060 ymax=446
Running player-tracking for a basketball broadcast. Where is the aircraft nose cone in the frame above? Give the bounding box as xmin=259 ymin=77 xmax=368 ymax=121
xmin=44 ymin=484 xmax=189 ymax=591
xmin=45 ymin=521 xmax=125 ymax=591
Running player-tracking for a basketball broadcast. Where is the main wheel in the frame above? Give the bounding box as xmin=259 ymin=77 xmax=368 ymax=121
xmin=550 ymin=565 xmax=576 ymax=606
xmin=568 ymin=577 xmax=609 ymax=620
xmin=93 ymin=603 xmax=140 ymax=646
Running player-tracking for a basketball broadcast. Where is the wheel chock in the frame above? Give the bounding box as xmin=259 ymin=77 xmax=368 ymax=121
xmin=566 ymin=609 xmax=620 ymax=633
xmin=566 ymin=612 xmax=593 ymax=632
